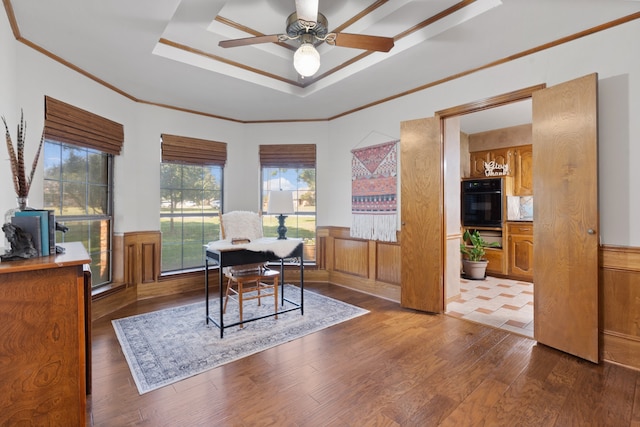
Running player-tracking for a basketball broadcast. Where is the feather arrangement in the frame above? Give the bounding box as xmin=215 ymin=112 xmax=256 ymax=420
xmin=2 ymin=110 xmax=45 ymax=198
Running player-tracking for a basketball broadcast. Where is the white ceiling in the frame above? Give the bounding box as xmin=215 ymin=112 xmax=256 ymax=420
xmin=7 ymin=0 xmax=640 ymax=129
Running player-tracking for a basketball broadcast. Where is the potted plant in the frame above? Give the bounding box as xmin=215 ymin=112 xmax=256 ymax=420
xmin=460 ymin=229 xmax=500 ymax=279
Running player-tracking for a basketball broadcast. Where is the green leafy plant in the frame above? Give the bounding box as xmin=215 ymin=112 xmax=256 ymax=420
xmin=460 ymin=229 xmax=500 ymax=262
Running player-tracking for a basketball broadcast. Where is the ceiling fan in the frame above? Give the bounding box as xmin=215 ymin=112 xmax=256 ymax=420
xmin=218 ymin=0 xmax=395 ymax=77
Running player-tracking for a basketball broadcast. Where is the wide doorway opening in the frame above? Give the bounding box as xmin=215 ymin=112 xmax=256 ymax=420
xmin=443 ymin=99 xmax=534 ymax=338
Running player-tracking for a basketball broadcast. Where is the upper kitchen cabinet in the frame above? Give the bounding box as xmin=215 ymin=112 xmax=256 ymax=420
xmin=513 ymin=145 xmax=533 ymax=196
xmin=469 ymin=147 xmax=514 ymax=178
xmin=466 ymin=124 xmax=532 ymax=183
xmin=469 ymin=150 xmax=490 ymax=177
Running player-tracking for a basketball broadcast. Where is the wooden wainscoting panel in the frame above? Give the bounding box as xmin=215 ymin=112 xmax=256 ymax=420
xmin=92 ymin=286 xmax=137 ymax=321
xmin=601 ymin=244 xmax=640 ymax=272
xmin=316 ymin=228 xmax=329 ymax=270
xmin=600 ymin=268 xmax=640 ymax=337
xmin=600 ymin=245 xmax=640 ymax=370
xmin=334 ymin=238 xmax=369 ymax=278
xmin=329 ymin=271 xmax=401 ymax=302
xmin=124 ymin=243 xmax=136 ymax=285
xmin=139 ymin=272 xmax=207 ymax=300
xmin=112 ymin=233 xmax=124 ymax=284
xmin=141 ymin=242 xmax=159 ymax=283
xmin=123 ymin=231 xmax=161 ymax=287
xmin=376 ymin=242 xmax=401 ymax=285
xmin=601 ymin=332 xmax=640 ymax=371
xmin=317 ymin=226 xmax=401 ymax=301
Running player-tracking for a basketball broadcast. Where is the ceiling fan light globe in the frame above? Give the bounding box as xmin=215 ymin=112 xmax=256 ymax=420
xmin=294 ymin=43 xmax=320 ymax=77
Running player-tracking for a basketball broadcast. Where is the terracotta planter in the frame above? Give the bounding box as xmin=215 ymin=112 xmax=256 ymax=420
xmin=462 ymin=259 xmax=488 ymax=280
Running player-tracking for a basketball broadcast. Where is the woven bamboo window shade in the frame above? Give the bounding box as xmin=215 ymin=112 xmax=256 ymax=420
xmin=44 ymin=96 xmax=124 ymax=155
xmin=161 ymin=134 xmax=227 ymax=165
xmin=259 ymin=144 xmax=316 ymax=168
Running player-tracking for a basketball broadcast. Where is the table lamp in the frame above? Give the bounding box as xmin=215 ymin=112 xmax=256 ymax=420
xmin=267 ymin=190 xmax=294 ymax=239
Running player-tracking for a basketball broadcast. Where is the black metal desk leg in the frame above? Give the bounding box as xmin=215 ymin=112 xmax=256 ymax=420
xmin=205 ymin=258 xmax=209 ymax=324
xmin=300 ymin=252 xmax=304 ymax=315
xmin=280 ymin=258 xmax=285 ymax=306
xmin=219 ymin=253 xmax=224 ymax=338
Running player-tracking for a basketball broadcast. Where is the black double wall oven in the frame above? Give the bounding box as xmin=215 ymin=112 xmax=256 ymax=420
xmin=461 ymin=178 xmax=503 ymax=228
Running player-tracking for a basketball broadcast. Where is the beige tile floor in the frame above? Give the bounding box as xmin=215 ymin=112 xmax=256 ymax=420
xmin=446 ymin=275 xmax=534 ymax=338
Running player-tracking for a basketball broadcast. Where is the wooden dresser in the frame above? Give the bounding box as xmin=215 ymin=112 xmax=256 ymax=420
xmin=0 ymin=242 xmax=91 ymax=426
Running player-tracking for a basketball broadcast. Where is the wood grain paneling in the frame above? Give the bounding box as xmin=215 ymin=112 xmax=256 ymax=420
xmin=123 ymin=231 xmax=161 ymax=286
xmin=317 ymin=226 xmax=401 ymax=301
xmin=376 ymin=242 xmax=401 ymax=284
xmin=400 ymin=117 xmax=444 ymax=313
xmin=533 ymin=73 xmax=599 ymax=362
xmin=600 ymin=245 xmax=640 ymax=369
xmin=468 ymin=124 xmax=532 ymax=152
xmin=334 ymin=238 xmax=369 ymax=278
xmin=601 ymin=245 xmax=640 ymax=272
xmin=0 ymin=243 xmax=89 ymax=425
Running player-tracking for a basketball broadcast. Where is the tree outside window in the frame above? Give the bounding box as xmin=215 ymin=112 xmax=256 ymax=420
xmin=262 ymin=167 xmax=316 ymax=262
xmin=43 ymin=141 xmax=113 ymax=288
xmin=160 ymin=163 xmax=222 ymax=272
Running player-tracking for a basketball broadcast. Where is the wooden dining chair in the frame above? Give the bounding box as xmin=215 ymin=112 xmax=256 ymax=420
xmin=222 ymin=264 xmax=279 ymax=327
xmin=219 ymin=211 xmax=279 ymax=327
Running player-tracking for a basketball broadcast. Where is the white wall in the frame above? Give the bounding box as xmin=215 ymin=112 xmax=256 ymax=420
xmin=325 ymin=19 xmax=640 ymax=246
xmin=1 ymin=14 xmax=639 ymax=246
xmin=0 ymin=12 xmax=17 ymax=218
xmin=242 ymin=122 xmax=328 ymax=214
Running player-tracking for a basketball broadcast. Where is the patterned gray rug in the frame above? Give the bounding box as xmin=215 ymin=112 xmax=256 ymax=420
xmin=112 ymin=285 xmax=368 ymax=394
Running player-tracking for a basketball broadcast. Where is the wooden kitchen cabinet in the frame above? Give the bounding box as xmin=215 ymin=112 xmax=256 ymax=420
xmin=489 ymin=147 xmax=513 ymax=174
xmin=469 ymin=147 xmax=514 ymax=178
xmin=507 ymin=222 xmax=534 ymax=280
xmin=484 ymin=247 xmax=506 ymax=275
xmin=469 ymin=150 xmax=490 ymax=177
xmin=513 ymin=145 xmax=533 ymax=196
xmin=0 ymin=242 xmax=91 ymax=426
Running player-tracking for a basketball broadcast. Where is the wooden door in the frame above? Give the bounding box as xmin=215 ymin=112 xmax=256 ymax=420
xmin=400 ymin=117 xmax=443 ymax=312
xmin=533 ymin=73 xmax=599 ymax=362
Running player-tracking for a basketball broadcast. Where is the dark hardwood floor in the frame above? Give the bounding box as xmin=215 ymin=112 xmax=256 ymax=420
xmin=88 ymin=283 xmax=640 ymax=426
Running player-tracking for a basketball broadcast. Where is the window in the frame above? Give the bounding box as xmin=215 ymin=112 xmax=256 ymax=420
xmin=260 ymin=144 xmax=316 ymax=262
xmin=160 ymin=163 xmax=222 ymax=272
xmin=42 ymin=96 xmax=124 ymax=290
xmin=160 ymin=134 xmax=227 ymax=273
xmin=43 ymin=141 xmax=113 ymax=287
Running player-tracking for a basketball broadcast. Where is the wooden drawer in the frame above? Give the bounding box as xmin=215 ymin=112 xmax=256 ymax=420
xmin=507 ymin=222 xmax=533 ymax=236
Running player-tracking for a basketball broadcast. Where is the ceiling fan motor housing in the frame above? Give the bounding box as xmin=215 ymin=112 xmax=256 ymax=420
xmin=286 ymin=12 xmax=329 ymax=39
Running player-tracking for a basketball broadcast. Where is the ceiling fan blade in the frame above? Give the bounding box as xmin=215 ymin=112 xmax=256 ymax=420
xmin=219 ymin=34 xmax=282 ymax=48
xmin=331 ymin=33 xmax=395 ymax=52
xmin=295 ymin=0 xmax=319 ymax=22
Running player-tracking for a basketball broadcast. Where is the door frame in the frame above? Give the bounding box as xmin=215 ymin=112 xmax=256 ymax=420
xmin=437 ymin=84 xmax=544 ymax=311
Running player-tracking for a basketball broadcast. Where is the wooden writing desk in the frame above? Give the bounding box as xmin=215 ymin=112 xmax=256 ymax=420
xmin=204 ymin=238 xmax=304 ymax=338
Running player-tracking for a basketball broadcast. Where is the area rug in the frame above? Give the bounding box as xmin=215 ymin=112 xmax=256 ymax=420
xmin=351 ymin=139 xmax=398 ymax=242
xmin=112 ymin=285 xmax=368 ymax=394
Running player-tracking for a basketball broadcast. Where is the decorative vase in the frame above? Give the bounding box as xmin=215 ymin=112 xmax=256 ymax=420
xmin=4 ymin=196 xmax=29 ymax=223
xmin=16 ymin=196 xmax=28 ymax=210
xmin=3 ymin=196 xmax=30 ymax=248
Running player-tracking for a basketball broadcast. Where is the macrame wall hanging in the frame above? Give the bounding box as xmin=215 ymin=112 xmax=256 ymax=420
xmin=350 ymin=139 xmax=399 ymax=242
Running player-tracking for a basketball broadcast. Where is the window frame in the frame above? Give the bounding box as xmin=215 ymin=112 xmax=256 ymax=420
xmin=159 ymin=162 xmax=224 ymax=274
xmin=43 ymin=139 xmax=115 ymax=289
xmin=259 ymin=144 xmax=317 ymax=264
